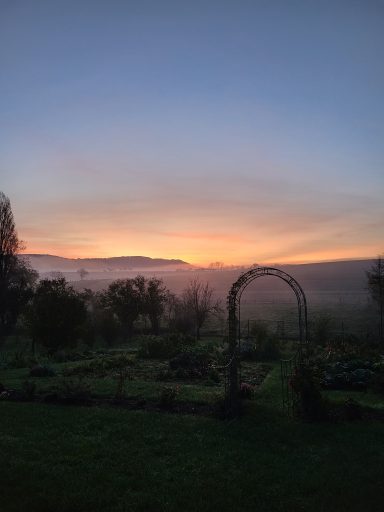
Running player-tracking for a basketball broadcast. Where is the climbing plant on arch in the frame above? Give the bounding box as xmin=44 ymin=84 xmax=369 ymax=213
xmin=225 ymin=266 xmax=308 ymax=417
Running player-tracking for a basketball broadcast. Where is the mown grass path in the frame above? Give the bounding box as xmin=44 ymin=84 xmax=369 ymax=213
xmin=1 ymin=367 xmax=384 ymax=511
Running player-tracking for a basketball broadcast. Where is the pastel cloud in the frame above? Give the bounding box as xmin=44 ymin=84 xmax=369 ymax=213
xmin=2 ymin=1 xmax=383 ymax=264
xmin=15 ymin=170 xmax=383 ymax=265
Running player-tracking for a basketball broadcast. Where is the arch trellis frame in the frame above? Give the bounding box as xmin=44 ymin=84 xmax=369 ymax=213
xmin=225 ymin=266 xmax=308 ymax=417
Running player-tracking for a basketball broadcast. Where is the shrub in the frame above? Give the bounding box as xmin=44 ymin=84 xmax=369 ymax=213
xmin=254 ymin=336 xmax=281 ymax=361
xmin=241 ymin=321 xmax=281 ymax=361
xmin=241 ymin=337 xmax=281 ymax=361
xmin=207 ymin=367 xmax=221 ymax=384
xmin=310 ymin=313 xmax=333 ymax=346
xmin=290 ymin=364 xmax=329 ymax=421
xmin=342 ymin=398 xmax=363 ymax=421
xmin=46 ymin=377 xmax=91 ymax=404
xmin=369 ymin=372 xmax=384 ymax=395
xmin=96 ymin=310 xmax=120 ymax=346
xmin=321 ymin=359 xmax=376 ymax=391
xmin=7 ymin=351 xmax=36 ymax=369
xmin=64 ymin=353 xmax=134 ymax=378
xmin=29 ymin=364 xmax=56 ymax=377
xmin=159 ymin=385 xmax=180 ymax=409
xmin=137 ymin=334 xmax=194 ymax=359
xmin=169 ymin=345 xmax=217 ymax=378
xmin=21 ymin=380 xmax=36 ymax=400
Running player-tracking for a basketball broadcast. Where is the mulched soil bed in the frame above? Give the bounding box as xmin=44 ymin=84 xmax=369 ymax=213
xmin=0 ymin=389 xmax=217 ymax=416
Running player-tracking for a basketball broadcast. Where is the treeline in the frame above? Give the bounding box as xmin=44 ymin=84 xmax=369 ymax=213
xmin=0 ymin=191 xmax=222 ymax=353
xmin=2 ymin=272 xmax=222 ymax=354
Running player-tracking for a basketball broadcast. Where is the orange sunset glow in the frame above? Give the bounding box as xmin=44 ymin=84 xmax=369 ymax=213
xmin=3 ymin=0 xmax=383 ymax=267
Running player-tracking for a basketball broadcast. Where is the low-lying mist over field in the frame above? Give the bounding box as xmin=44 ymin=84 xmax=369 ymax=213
xmin=23 ymin=254 xmax=374 ymax=340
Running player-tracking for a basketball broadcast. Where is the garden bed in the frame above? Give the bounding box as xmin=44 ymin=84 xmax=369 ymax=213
xmin=0 ymin=388 xmax=217 ymax=416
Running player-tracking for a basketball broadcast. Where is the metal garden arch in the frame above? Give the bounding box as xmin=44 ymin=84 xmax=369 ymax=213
xmin=225 ymin=267 xmax=308 ymax=417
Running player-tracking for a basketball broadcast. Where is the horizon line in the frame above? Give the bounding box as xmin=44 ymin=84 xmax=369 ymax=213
xmin=20 ymin=252 xmax=378 ymax=268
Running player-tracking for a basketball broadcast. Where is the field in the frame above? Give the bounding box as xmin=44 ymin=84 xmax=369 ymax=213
xmin=2 ymin=341 xmax=384 ymax=512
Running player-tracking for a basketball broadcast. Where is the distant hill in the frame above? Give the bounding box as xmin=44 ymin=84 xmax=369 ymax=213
xmin=21 ymin=255 xmax=374 ymax=299
xmin=22 ymin=254 xmax=191 ymax=273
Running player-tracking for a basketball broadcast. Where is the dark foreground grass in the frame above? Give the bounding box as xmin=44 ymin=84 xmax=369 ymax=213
xmin=2 ymin=368 xmax=384 ymax=512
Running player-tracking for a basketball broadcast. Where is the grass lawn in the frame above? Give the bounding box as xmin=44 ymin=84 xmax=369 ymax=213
xmin=2 ymin=366 xmax=384 ymax=511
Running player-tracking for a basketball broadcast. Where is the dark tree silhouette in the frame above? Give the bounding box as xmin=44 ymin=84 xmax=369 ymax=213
xmin=0 ymin=191 xmax=21 ymax=283
xmin=0 ymin=192 xmax=37 ymax=341
xmin=367 ymin=255 xmax=384 ymax=342
xmin=27 ymin=278 xmax=86 ymax=353
xmin=77 ymin=268 xmax=89 ymax=280
xmin=181 ymin=278 xmax=221 ymax=340
xmin=143 ymin=277 xmax=168 ymax=335
xmin=100 ymin=276 xmax=170 ymax=338
xmin=101 ymin=279 xmax=142 ymax=340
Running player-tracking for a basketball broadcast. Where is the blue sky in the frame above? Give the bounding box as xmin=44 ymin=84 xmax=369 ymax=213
xmin=1 ymin=0 xmax=383 ymax=264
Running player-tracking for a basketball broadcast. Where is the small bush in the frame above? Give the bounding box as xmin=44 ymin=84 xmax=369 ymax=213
xmin=7 ymin=352 xmax=36 ymax=369
xmin=290 ymin=364 xmax=329 ymax=421
xmin=169 ymin=345 xmax=218 ymax=379
xmin=254 ymin=337 xmax=281 ymax=361
xmin=159 ymin=385 xmax=180 ymax=409
xmin=342 ymin=398 xmax=363 ymax=421
xmin=64 ymin=353 xmax=134 ymax=378
xmin=321 ymin=359 xmax=376 ymax=391
xmin=241 ymin=321 xmax=281 ymax=361
xmin=21 ymin=380 xmax=36 ymax=400
xmin=46 ymin=377 xmax=91 ymax=404
xmin=207 ymin=367 xmax=221 ymax=384
xmin=51 ymin=350 xmax=91 ymax=363
xmin=241 ymin=337 xmax=281 ymax=361
xmin=369 ymin=372 xmax=384 ymax=395
xmin=137 ymin=334 xmax=194 ymax=359
xmin=29 ymin=364 xmax=56 ymax=377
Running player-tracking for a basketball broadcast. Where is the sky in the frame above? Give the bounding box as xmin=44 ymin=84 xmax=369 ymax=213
xmin=1 ymin=0 xmax=383 ymax=266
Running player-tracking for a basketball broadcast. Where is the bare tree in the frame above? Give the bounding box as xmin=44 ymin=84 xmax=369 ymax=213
xmin=182 ymin=278 xmax=221 ymax=340
xmin=77 ymin=268 xmax=89 ymax=280
xmin=367 ymin=255 xmax=384 ymax=343
xmin=208 ymin=261 xmax=224 ymax=270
